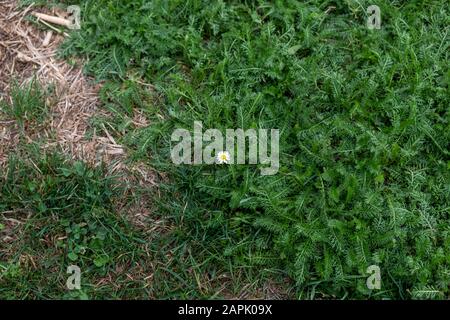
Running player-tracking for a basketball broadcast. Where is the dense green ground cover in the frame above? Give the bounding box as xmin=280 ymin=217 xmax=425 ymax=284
xmin=1 ymin=0 xmax=449 ymax=299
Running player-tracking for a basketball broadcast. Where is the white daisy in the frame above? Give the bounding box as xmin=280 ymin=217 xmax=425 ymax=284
xmin=216 ymin=151 xmax=231 ymax=164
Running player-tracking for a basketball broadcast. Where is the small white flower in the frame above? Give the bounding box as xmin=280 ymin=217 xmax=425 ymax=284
xmin=216 ymin=151 xmax=231 ymax=164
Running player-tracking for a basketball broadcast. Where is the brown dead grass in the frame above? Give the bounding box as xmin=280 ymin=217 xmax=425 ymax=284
xmin=0 ymin=0 xmax=126 ymax=168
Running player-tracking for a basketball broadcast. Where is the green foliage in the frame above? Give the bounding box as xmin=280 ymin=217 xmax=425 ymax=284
xmin=0 ymin=79 xmax=49 ymax=128
xmin=0 ymin=148 xmax=148 ymax=299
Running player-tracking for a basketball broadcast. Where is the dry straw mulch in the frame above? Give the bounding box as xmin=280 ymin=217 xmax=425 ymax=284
xmin=0 ymin=0 xmax=126 ymax=169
